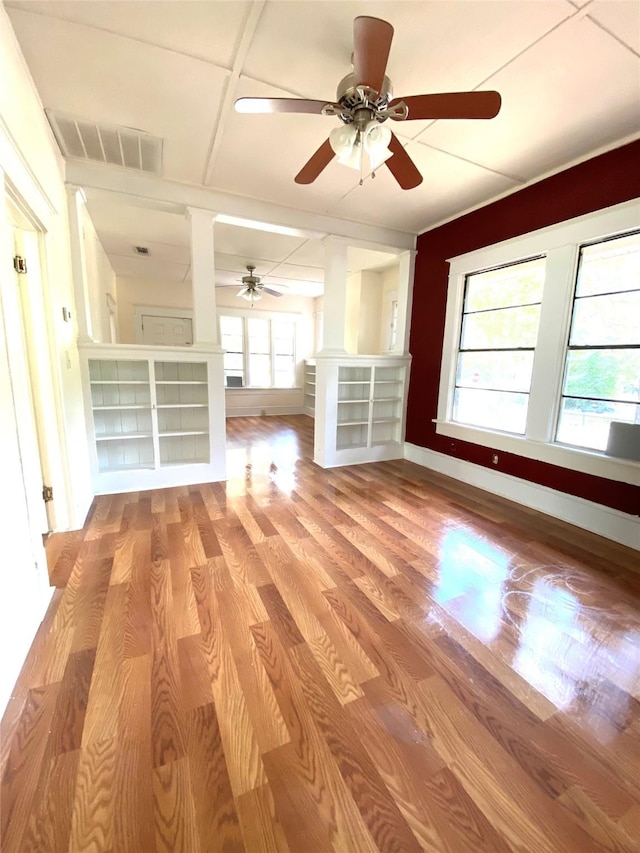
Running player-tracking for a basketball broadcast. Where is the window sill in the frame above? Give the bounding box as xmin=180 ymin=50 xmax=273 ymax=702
xmin=433 ymin=420 xmax=639 ymax=486
xmin=224 ymin=386 xmax=302 ymax=392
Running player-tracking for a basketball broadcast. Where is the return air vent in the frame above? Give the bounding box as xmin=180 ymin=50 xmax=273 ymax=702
xmin=46 ymin=110 xmax=163 ymax=175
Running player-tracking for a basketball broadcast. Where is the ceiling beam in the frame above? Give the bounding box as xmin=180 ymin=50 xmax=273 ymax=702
xmin=67 ymin=159 xmax=416 ymax=251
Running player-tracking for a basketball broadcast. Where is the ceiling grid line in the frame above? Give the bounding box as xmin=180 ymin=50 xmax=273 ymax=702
xmin=201 ymin=0 xmax=266 ymax=185
xmin=412 ymin=1 xmax=592 ymax=147
xmin=585 ymin=13 xmax=640 ymax=58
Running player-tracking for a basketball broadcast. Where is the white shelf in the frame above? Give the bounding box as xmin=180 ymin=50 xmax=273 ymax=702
xmin=92 ymin=404 xmax=151 ymax=411
xmin=90 ymin=380 xmax=149 ymax=385
xmin=98 ymin=461 xmax=155 ymax=473
xmin=157 ymin=403 xmax=209 ymax=409
xmin=96 ymin=432 xmax=153 ymax=441
xmin=159 ymin=430 xmax=209 ymax=437
xmin=155 ymin=380 xmax=207 ymax=385
xmin=159 ymin=457 xmax=209 ymax=468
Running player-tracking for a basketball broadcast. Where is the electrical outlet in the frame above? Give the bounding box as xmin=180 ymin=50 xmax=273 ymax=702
xmin=492 ymin=454 xmax=499 ymax=465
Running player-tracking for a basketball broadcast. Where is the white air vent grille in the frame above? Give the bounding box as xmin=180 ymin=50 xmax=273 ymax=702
xmin=46 ymin=110 xmax=163 ymax=175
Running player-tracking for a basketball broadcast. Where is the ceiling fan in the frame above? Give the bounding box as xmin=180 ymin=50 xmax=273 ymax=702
xmin=235 ymin=16 xmax=502 ymax=190
xmin=218 ymin=264 xmax=287 ymax=304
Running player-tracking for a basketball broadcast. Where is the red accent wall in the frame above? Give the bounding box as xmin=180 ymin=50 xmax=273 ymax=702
xmin=406 ymin=140 xmax=640 ymax=516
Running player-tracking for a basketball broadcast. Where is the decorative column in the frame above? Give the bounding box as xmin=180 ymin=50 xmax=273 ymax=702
xmin=393 ymin=249 xmax=417 ymax=354
xmin=186 ymin=207 xmax=221 ymax=348
xmin=66 ymin=185 xmax=93 ymax=342
xmin=319 ymin=235 xmax=349 ymax=353
xmin=186 ymin=206 xmax=226 ymax=480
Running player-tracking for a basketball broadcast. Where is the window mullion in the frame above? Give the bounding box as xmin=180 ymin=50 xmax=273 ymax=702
xmin=526 ymin=244 xmax=578 ymax=443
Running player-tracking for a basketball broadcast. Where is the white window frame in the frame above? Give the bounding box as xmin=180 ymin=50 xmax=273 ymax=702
xmin=436 ymin=198 xmax=640 ymax=485
xmin=218 ymin=307 xmax=300 ymax=389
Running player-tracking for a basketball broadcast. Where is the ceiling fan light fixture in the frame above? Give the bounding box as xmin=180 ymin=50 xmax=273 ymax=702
xmin=329 ymin=124 xmax=357 ymax=158
xmin=241 ymin=290 xmax=262 ymax=303
xmin=364 ymin=121 xmax=392 ymax=169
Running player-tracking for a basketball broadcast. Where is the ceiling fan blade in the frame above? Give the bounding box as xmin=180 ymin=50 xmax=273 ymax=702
xmin=386 ymin=134 xmax=422 ymax=190
xmin=295 ymin=138 xmax=335 ymax=184
xmin=261 ymin=287 xmax=284 ymax=298
xmin=235 ymin=97 xmax=340 ymax=115
xmin=390 ymin=91 xmax=502 ymax=121
xmin=353 ymin=16 xmax=394 ymax=93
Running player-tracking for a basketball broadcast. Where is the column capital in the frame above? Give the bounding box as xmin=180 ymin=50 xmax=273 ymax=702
xmin=65 ymin=184 xmax=87 ymax=203
xmin=186 ymin=206 xmax=218 ymax=223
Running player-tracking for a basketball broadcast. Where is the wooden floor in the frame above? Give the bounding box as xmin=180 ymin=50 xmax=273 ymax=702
xmin=2 ymin=415 xmax=639 ymax=852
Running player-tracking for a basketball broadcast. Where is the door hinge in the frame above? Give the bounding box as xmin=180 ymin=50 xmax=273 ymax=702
xmin=42 ymin=485 xmax=54 ymax=503
xmin=13 ymin=255 xmax=27 ymax=274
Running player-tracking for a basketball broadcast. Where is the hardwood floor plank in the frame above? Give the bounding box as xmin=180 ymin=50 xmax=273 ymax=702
xmin=114 ymin=654 xmax=155 ymax=853
xmin=236 ymin=783 xmax=291 ymax=853
xmin=22 ymin=749 xmax=79 ymax=853
xmin=2 ymin=416 xmax=639 ymax=853
xmin=186 ymin=702 xmax=245 ymax=853
xmin=1 ymin=683 xmax=61 ymax=852
xmin=69 ymin=737 xmax=117 ymax=853
xmin=289 ymin=642 xmax=423 ymax=852
xmin=190 ymin=562 xmax=265 ymax=796
xmin=152 ymin=758 xmax=200 ymax=853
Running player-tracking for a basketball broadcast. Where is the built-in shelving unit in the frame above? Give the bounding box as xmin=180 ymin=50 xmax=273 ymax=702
xmin=304 ymin=360 xmax=316 ymax=417
xmin=81 ymin=344 xmax=226 ymax=493
xmin=314 ymin=356 xmax=409 ymax=467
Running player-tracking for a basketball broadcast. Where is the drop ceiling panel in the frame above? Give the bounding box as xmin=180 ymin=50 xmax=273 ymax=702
xmin=5 ymin=0 xmax=250 ymax=68
xmin=7 ymin=8 xmax=227 ymax=184
xmin=98 ymin=235 xmax=191 ymax=266
xmin=85 ymin=201 xmax=190 ymax=247
xmin=110 ymin=254 xmax=188 ymax=282
xmin=331 ymin=140 xmax=519 ymax=233
xmin=207 ymin=76 xmax=360 ymax=212
xmin=587 ymin=0 xmax=640 ymax=55
xmin=267 ymin=262 xmax=325 ymax=283
xmin=213 ymin=223 xmax=306 ymax=263
xmin=348 ymin=247 xmax=400 ymax=271
xmin=419 ymin=16 xmax=640 ymax=181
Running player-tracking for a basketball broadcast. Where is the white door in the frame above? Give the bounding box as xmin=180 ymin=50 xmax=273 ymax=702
xmin=141 ymin=314 xmax=193 ymax=346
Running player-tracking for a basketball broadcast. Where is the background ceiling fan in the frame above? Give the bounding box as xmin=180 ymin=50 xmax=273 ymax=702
xmin=235 ymin=16 xmax=502 ymax=190
xmin=218 ymin=264 xmax=288 ymax=303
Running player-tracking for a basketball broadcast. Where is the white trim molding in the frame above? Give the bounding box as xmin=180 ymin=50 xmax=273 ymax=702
xmin=405 ymin=442 xmax=639 ymax=551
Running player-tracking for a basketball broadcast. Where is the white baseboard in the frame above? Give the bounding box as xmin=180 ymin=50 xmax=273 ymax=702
xmin=226 ymin=405 xmax=305 ymax=418
xmin=404 ymin=443 xmax=639 ymax=551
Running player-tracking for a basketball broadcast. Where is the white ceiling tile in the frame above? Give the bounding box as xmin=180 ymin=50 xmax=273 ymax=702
xmin=85 ymin=200 xmax=190 ymax=246
xmin=419 ymin=16 xmax=640 ymax=180
xmin=207 ymin=76 xmax=362 ymax=210
xmin=110 ymin=254 xmax=188 ymax=282
xmin=7 ymin=8 xmax=228 ymax=184
xmin=5 ymin=0 xmax=251 ymax=68
xmin=98 ymin=235 xmax=191 ymax=265
xmin=213 ymin=223 xmax=306 ymax=262
xmin=330 ymin=141 xmax=519 ymax=232
xmin=587 ymin=0 xmax=640 ymax=55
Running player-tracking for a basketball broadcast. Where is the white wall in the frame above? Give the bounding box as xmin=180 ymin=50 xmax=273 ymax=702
xmin=116 ymin=276 xmax=190 ymax=343
xmin=82 ymin=207 xmax=117 ymax=342
xmin=0 ymin=5 xmax=93 ymax=714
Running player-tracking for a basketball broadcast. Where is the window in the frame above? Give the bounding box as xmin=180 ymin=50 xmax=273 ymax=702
xmin=220 ymin=315 xmax=244 ymax=385
xmin=219 ymin=312 xmax=297 ymax=388
xmin=556 ymin=233 xmax=640 ymax=451
xmin=436 ymin=200 xmax=639 ymax=483
xmin=453 ymin=258 xmax=544 ymax=434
